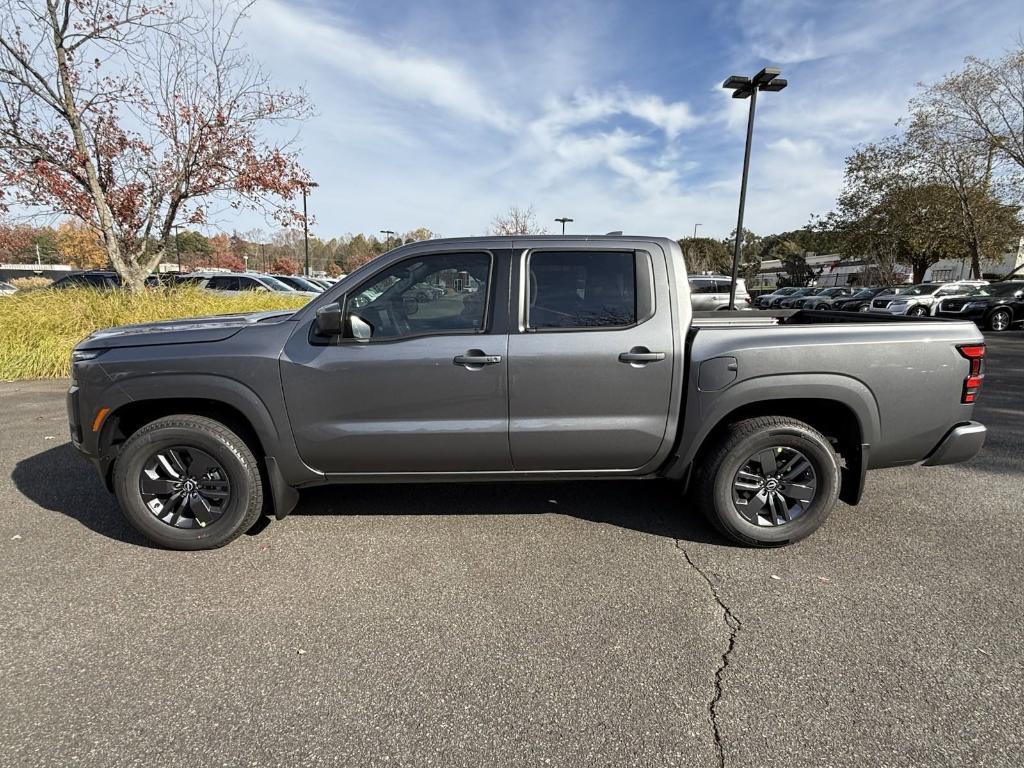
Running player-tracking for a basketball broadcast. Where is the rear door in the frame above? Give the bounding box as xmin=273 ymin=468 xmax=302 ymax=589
xmin=507 ymin=246 xmax=675 ymax=471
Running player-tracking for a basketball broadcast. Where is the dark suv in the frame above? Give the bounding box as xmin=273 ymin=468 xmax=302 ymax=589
xmin=832 ymin=287 xmax=891 ymax=312
xmin=51 ymin=270 xmax=162 ymax=289
xmin=935 ymin=281 xmax=1024 ymax=331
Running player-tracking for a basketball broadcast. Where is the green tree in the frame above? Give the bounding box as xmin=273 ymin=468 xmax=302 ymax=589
xmin=827 ymin=140 xmax=963 ymax=282
xmin=677 ymin=237 xmax=731 ymax=273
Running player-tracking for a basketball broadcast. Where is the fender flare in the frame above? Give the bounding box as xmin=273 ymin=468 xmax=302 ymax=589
xmin=108 ymin=373 xmax=284 ymax=448
xmin=100 ymin=373 xmax=322 ymax=500
xmin=667 ymin=373 xmax=882 ymax=484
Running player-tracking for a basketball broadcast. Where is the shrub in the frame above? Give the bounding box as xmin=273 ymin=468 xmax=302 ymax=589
xmin=0 ymin=286 xmax=309 ymax=380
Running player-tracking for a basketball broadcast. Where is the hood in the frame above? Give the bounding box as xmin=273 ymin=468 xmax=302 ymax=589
xmin=76 ymin=309 xmax=297 ymax=350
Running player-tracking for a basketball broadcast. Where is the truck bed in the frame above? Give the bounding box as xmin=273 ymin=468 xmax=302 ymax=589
xmin=690 ymin=309 xmax=949 ymax=328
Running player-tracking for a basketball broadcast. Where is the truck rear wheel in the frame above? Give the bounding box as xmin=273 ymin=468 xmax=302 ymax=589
xmin=694 ymin=416 xmax=840 ymax=546
xmin=112 ymin=415 xmax=265 ymax=550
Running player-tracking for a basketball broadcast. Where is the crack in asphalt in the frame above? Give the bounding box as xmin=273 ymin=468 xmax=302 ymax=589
xmin=676 ymin=543 xmax=742 ymax=768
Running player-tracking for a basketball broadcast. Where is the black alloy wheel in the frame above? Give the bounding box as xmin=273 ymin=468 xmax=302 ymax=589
xmin=731 ymin=447 xmax=817 ymax=527
xmin=908 ymin=306 xmax=929 ymax=317
xmin=139 ymin=446 xmax=231 ymax=529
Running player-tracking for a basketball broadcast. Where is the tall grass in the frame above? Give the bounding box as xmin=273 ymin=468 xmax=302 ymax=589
xmin=0 ymin=286 xmax=309 ymax=381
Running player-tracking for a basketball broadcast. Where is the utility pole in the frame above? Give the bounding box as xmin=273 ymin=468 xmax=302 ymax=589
xmin=302 ymin=182 xmax=319 ymax=276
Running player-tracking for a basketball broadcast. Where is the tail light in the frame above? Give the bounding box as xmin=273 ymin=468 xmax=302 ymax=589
xmin=957 ymin=344 xmax=986 ymax=403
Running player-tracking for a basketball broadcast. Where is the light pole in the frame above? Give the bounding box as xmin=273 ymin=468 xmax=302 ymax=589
xmin=693 ymin=223 xmax=702 ymax=239
xmin=380 ymin=229 xmax=397 ymax=249
xmin=302 ymin=182 xmax=319 ymax=277
xmin=555 ymin=217 xmax=573 ymax=235
xmin=722 ymin=67 xmax=787 ymax=309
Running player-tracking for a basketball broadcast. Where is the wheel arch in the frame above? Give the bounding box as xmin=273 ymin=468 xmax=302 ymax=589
xmin=99 ymin=397 xmax=269 ymax=485
xmin=667 ymin=375 xmax=880 ymax=506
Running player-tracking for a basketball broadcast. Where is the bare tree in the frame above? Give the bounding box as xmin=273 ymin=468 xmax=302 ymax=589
xmin=489 ymin=204 xmax=548 ymax=236
xmin=0 ymin=0 xmax=311 ymax=290
xmin=921 ymin=42 xmax=1024 ymax=173
xmin=904 ymin=107 xmax=1021 ymax=278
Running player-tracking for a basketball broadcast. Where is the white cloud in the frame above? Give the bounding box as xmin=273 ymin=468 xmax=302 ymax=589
xmin=253 ymin=0 xmax=514 ymax=129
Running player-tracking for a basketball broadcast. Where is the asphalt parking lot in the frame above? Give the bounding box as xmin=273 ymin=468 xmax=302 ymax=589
xmin=2 ymin=334 xmax=1022 ymax=768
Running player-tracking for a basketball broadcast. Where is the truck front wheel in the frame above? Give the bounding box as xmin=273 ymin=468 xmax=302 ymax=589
xmin=112 ymin=415 xmax=266 ymax=550
xmin=694 ymin=416 xmax=840 ymax=546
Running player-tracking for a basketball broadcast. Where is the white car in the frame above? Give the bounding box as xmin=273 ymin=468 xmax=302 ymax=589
xmin=0 ymin=281 xmax=16 ymax=296
xmin=872 ymin=281 xmax=988 ymax=317
xmin=688 ymin=275 xmax=751 ymax=310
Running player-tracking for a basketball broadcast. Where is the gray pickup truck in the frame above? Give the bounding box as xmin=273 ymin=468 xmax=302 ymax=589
xmin=67 ymin=236 xmax=988 ymax=550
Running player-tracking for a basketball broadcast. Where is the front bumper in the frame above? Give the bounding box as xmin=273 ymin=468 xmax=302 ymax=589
xmin=922 ymin=422 xmax=987 ymax=467
xmin=885 ymin=303 xmax=913 ymax=315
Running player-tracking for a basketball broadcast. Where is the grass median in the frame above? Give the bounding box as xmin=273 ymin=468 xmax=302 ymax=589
xmin=0 ymin=286 xmax=310 ymax=381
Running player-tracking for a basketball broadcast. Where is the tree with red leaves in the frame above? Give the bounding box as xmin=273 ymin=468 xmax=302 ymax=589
xmin=269 ymin=256 xmax=298 ymax=275
xmin=0 ymin=0 xmax=312 ymax=291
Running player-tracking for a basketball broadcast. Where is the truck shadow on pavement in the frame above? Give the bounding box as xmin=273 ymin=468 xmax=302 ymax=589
xmin=11 ymin=443 xmax=149 ymax=546
xmin=12 ymin=443 xmax=722 ymax=547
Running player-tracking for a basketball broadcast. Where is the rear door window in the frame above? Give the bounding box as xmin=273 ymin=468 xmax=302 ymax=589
xmin=528 ymin=251 xmax=637 ymax=329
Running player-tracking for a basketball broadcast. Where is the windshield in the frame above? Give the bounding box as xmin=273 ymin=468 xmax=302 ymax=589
xmin=848 ymin=289 xmax=874 ymax=299
xmin=965 ymin=282 xmax=1024 ymax=298
xmin=259 ymin=275 xmax=295 ymax=292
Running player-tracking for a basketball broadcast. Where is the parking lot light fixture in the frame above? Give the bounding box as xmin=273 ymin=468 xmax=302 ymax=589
xmin=380 ymin=230 xmax=397 ymax=249
xmin=555 ymin=217 xmax=573 ymax=235
xmin=722 ymin=67 xmax=787 ymax=309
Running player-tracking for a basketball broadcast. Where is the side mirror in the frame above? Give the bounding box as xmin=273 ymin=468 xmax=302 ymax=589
xmin=315 ymin=303 xmax=343 ymax=336
xmin=347 ymin=313 xmax=373 ymax=342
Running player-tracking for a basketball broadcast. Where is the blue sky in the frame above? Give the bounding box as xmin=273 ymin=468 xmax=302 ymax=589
xmin=238 ymin=0 xmax=1023 ymax=240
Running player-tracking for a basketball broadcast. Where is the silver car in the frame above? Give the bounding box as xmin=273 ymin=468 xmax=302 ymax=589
xmin=688 ymin=275 xmax=750 ymax=310
xmin=192 ymin=271 xmax=319 ymax=298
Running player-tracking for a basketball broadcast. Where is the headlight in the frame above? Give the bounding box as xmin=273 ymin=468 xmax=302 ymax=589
xmin=72 ymin=348 xmax=106 ymax=363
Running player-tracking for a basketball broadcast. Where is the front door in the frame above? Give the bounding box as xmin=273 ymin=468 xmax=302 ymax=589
xmin=280 ymin=250 xmax=511 ymax=474
xmin=508 ymin=247 xmax=676 ymax=471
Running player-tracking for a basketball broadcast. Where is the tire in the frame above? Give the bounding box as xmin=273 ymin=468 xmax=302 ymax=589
xmin=987 ymin=308 xmax=1012 ymax=332
xmin=693 ymin=416 xmax=841 ymax=547
xmin=113 ymin=415 xmax=265 ymax=550
xmin=908 ymin=305 xmax=929 ymax=317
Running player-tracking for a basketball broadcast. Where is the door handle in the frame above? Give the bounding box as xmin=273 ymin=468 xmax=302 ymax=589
xmin=619 ymin=349 xmax=666 ymax=364
xmin=454 ymin=351 xmax=502 ymax=367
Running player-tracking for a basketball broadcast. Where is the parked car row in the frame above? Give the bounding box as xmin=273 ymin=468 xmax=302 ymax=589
xmin=40 ymin=269 xmax=342 ymax=297
xmin=750 ymin=279 xmax=1024 ymax=332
